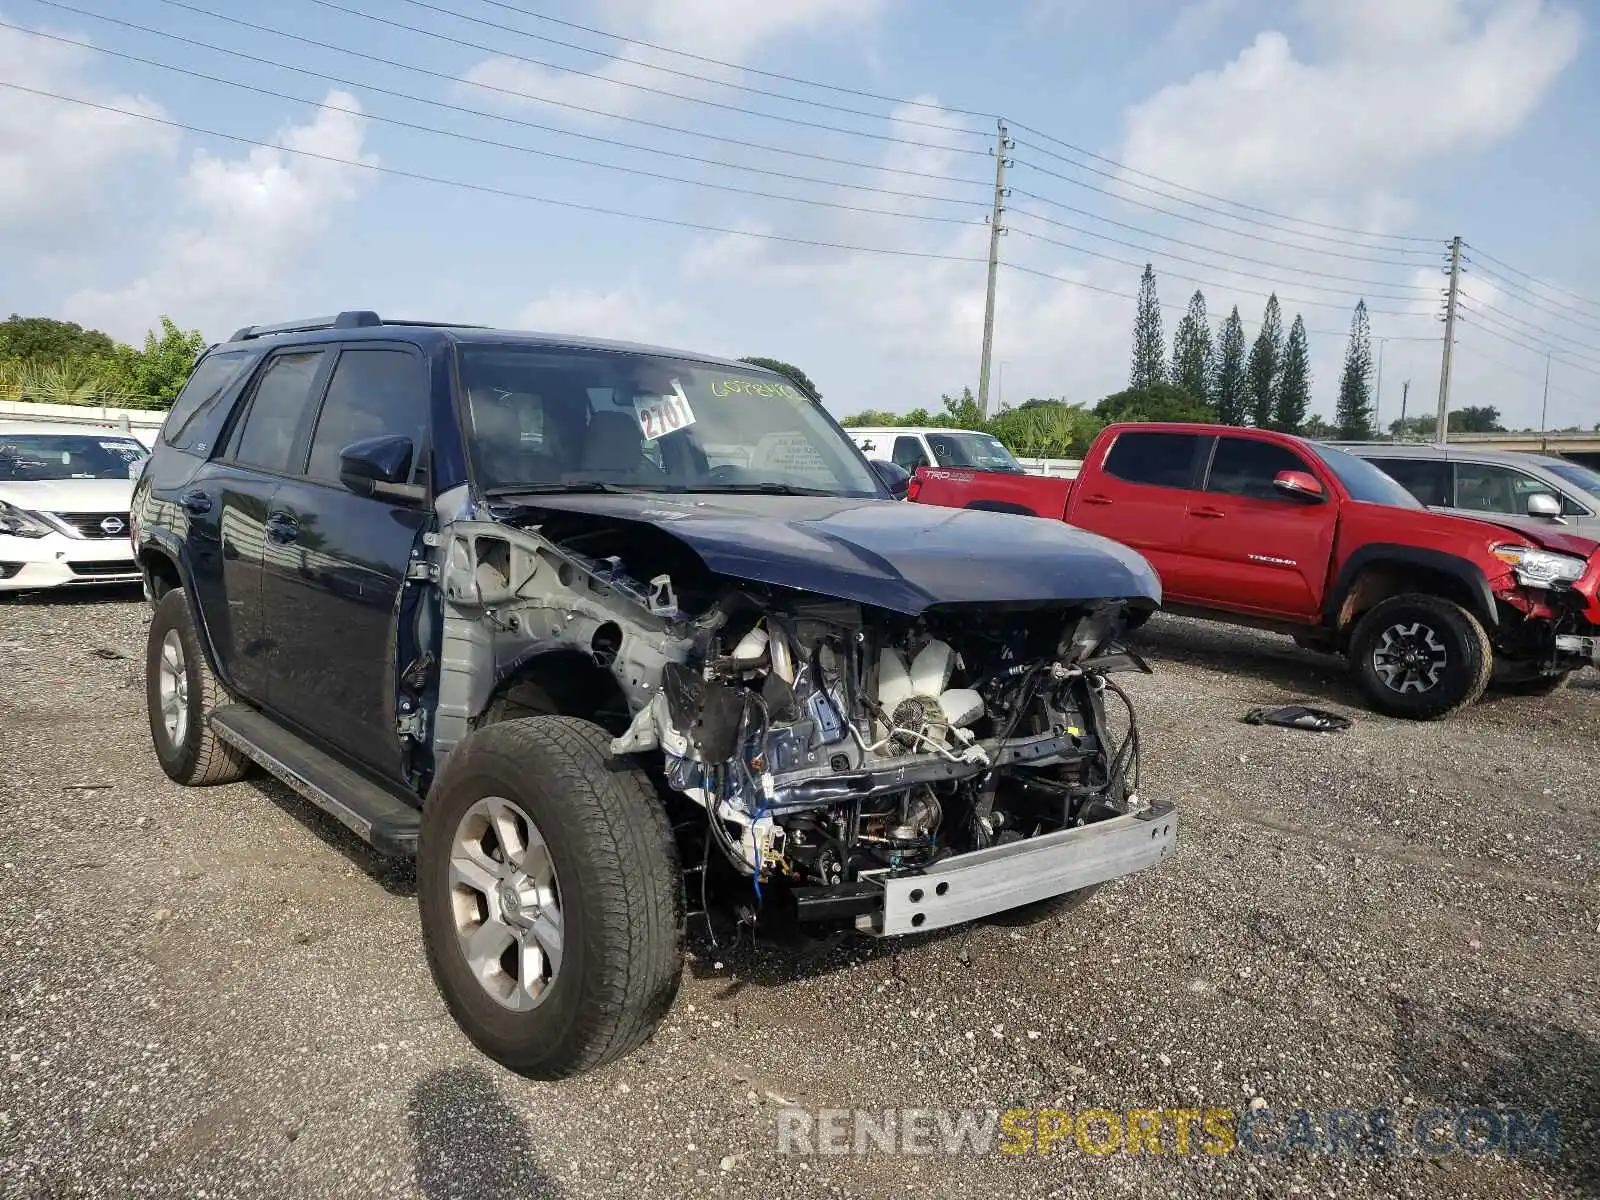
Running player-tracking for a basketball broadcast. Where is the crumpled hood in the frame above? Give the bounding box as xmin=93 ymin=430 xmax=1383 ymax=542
xmin=1466 ymin=513 xmax=1600 ymax=560
xmin=503 ymin=492 xmax=1162 ymax=615
xmin=0 ymin=477 xmax=134 ymax=514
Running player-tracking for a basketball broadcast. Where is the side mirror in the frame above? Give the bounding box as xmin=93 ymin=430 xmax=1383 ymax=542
xmin=1272 ymin=469 xmax=1325 ymax=502
xmin=339 ymin=435 xmax=425 ymax=503
xmin=870 ymin=458 xmax=911 ymax=499
xmin=1526 ymin=492 xmax=1563 ymax=519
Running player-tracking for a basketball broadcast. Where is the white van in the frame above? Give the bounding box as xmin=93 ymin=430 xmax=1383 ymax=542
xmin=846 ymin=426 xmax=1026 ymax=475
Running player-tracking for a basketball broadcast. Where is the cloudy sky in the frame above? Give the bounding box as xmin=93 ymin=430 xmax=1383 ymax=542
xmin=2 ymin=0 xmax=1595 ymax=429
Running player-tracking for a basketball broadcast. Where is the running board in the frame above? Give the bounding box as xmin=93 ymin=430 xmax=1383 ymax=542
xmin=209 ymin=705 xmax=421 ymax=857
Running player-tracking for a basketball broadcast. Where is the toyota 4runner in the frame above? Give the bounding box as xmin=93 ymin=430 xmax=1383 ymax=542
xmin=132 ymin=313 xmax=1177 ymax=1078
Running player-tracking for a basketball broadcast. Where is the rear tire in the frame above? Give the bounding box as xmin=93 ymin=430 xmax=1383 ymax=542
xmin=419 ymin=716 xmax=683 ymax=1079
xmin=1349 ymin=593 xmax=1492 ymax=720
xmin=145 ymin=588 xmax=250 ymax=786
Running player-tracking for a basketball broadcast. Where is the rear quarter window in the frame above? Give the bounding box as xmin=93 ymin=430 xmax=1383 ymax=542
xmin=162 ymin=350 xmax=255 ymax=452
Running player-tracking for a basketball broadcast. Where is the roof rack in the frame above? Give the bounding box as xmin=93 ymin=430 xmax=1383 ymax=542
xmin=226 ymin=311 xmax=488 ymax=341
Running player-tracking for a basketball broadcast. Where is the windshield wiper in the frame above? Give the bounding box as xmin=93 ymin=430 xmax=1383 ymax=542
xmin=484 ymin=481 xmax=658 ymax=496
xmin=681 ymin=483 xmax=839 ymax=496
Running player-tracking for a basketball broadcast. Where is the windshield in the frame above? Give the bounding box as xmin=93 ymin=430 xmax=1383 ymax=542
xmin=926 ymin=431 xmax=1025 ymax=474
xmin=0 ymin=433 xmax=148 ymax=481
xmin=1312 ymin=444 xmax=1424 ymax=508
xmin=1544 ymin=459 xmax=1600 ymax=501
xmin=457 ymin=346 xmax=883 ymax=497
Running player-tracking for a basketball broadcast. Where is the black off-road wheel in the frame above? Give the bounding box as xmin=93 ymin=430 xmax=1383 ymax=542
xmin=145 ymin=588 xmax=250 ymax=786
xmin=985 ymin=885 xmax=1101 ymax=927
xmin=419 ymin=716 xmax=684 ymax=1079
xmin=1349 ymin=593 xmax=1492 ymax=720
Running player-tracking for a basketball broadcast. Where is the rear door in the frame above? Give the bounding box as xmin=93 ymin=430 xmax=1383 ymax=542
xmin=1073 ymin=429 xmax=1209 ymax=589
xmin=264 ymin=344 xmax=432 ymax=777
xmin=1180 ymin=434 xmax=1336 ymax=619
xmin=186 ymin=347 xmax=332 ymax=702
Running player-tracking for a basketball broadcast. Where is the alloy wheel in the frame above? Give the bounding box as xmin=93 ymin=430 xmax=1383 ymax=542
xmin=157 ymin=629 xmax=189 ymax=747
xmin=449 ymin=796 xmax=564 ymax=1011
xmin=1371 ymin=621 xmax=1448 ymax=694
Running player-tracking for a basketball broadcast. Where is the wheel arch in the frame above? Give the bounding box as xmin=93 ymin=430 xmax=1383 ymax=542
xmin=1326 ymin=545 xmax=1497 ymax=637
xmin=478 ymin=648 xmax=633 ymax=737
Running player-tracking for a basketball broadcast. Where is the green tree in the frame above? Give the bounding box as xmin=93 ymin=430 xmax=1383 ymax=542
xmin=990 ymin=401 xmax=1102 ymax=458
xmin=738 ymin=355 xmax=820 ymax=401
xmin=838 ymin=409 xmax=899 ymax=427
xmin=1213 ymin=305 xmax=1248 ymax=425
xmin=0 ymin=315 xmax=117 ymax=364
xmin=1450 ymin=405 xmax=1506 ymax=433
xmin=1271 ymin=314 xmax=1311 ymax=433
xmin=1336 ymin=300 xmax=1375 ymax=439
xmin=1300 ymin=414 xmax=1337 ymax=439
xmin=938 ymin=387 xmax=985 ymax=429
xmin=1095 ymin=382 xmax=1213 ymax=425
xmin=902 ymin=407 xmax=932 ymax=425
xmin=1129 ymin=264 xmax=1166 ymax=393
xmin=104 ymin=316 xmax=207 ymax=408
xmin=1246 ymin=294 xmax=1283 ymax=427
xmin=1170 ymin=290 xmax=1214 ymax=406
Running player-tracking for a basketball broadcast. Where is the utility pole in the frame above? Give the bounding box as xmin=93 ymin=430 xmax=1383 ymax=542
xmin=1373 ymin=338 xmax=1386 ymax=435
xmin=976 ymin=120 xmax=1011 ymax=421
xmin=1436 ymin=235 xmax=1462 ymax=444
xmin=1396 ymin=379 xmax=1411 ymax=442
xmin=1539 ymin=351 xmax=1551 ymax=451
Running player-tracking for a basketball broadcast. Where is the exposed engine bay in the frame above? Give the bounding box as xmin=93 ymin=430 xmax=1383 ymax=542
xmin=427 ymin=493 xmax=1158 ymax=928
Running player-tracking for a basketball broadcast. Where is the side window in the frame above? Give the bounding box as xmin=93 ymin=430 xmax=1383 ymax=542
xmin=163 ymin=350 xmax=253 ymax=451
xmin=892 ymin=435 xmax=930 ymax=471
xmin=229 ymin=350 xmax=329 ymax=474
xmin=1205 ymin=438 xmax=1316 ymax=501
xmin=1367 ymin=458 xmax=1450 ymax=507
xmin=1102 ymin=431 xmax=1203 ymax=489
xmin=305 ymin=349 xmax=431 ymax=485
xmin=1453 ymin=462 xmax=1554 ymax=515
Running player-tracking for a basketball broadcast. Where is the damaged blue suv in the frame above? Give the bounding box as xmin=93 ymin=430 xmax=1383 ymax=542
xmin=133 ymin=311 xmax=1177 ymax=1078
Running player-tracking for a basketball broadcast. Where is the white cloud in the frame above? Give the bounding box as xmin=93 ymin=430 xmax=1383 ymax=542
xmin=64 ymin=91 xmax=374 ymax=341
xmin=514 ymin=283 xmax=689 ymax=348
xmin=459 ymin=0 xmax=885 ymax=122
xmin=1119 ymin=0 xmax=1581 ymax=201
xmin=0 ymin=18 xmax=175 ymax=231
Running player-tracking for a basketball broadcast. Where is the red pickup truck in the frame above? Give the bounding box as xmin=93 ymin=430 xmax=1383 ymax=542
xmin=909 ymin=422 xmax=1600 ymax=718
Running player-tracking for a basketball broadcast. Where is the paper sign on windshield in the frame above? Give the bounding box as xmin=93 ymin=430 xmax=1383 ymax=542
xmin=635 ymin=380 xmax=696 ymax=443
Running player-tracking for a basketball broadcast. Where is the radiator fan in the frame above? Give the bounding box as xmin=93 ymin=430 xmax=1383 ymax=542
xmin=875 ymin=640 xmax=984 ymax=753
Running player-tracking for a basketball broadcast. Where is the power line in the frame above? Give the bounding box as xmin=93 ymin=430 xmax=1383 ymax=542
xmin=1460 ymin=256 xmax=1600 ymax=338
xmin=294 ymin=0 xmax=993 ymax=155
xmin=0 ymin=80 xmax=1004 ymax=266
xmin=1011 ymin=140 xmax=1438 ymax=253
xmin=1010 ymin=229 xmax=1422 ymax=315
xmin=1457 ymin=289 xmax=1600 ymax=363
xmin=1009 ymin=171 xmax=1425 ymax=267
xmin=1462 ymin=243 xmax=1600 ymax=313
xmin=421 ymin=0 xmax=999 ymax=123
xmin=1009 ymin=121 xmax=1437 ymax=245
xmin=1006 ymin=205 xmax=1435 ymax=296
xmin=1 ymin=21 xmax=987 ymax=224
xmin=1456 ymin=308 xmax=1600 ymax=378
xmin=388 ymin=0 xmax=995 ymax=135
xmin=43 ymin=0 xmax=990 ymax=189
xmin=1452 ymin=339 xmax=1591 ymax=406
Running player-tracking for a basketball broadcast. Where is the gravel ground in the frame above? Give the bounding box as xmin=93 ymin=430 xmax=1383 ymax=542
xmin=1 ymin=591 xmax=1597 ymax=1199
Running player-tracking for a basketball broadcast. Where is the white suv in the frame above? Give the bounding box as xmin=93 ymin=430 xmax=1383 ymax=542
xmin=0 ymin=421 xmax=149 ymax=592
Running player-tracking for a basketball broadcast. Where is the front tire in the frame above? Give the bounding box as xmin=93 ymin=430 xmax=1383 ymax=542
xmin=145 ymin=588 xmax=250 ymax=785
xmin=419 ymin=716 xmax=683 ymax=1079
xmin=1349 ymin=593 xmax=1492 ymax=720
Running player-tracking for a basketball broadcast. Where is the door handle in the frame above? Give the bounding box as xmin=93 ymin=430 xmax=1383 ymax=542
xmin=1080 ymin=494 xmax=1113 ymax=506
xmin=180 ymin=490 xmax=212 ymax=515
xmin=1192 ymin=506 xmax=1226 ymax=519
xmin=265 ymin=513 xmax=300 ymax=544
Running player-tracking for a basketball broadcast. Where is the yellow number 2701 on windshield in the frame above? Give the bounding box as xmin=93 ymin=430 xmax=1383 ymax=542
xmin=635 ymin=380 xmax=697 ymax=443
